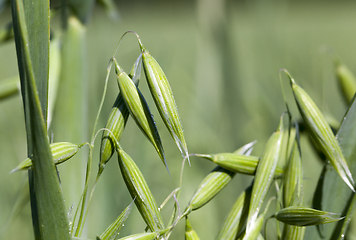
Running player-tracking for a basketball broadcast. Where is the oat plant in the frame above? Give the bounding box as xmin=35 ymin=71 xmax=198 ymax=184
xmin=4 ymin=1 xmax=356 ymax=239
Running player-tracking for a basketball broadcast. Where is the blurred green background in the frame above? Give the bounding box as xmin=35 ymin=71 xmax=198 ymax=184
xmin=1 ymin=0 xmax=356 ymax=239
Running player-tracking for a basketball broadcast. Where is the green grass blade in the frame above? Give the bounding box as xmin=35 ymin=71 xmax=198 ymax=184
xmin=10 ymin=0 xmax=70 ymax=239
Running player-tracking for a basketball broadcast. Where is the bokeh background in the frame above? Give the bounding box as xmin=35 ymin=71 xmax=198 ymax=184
xmin=1 ymin=0 xmax=356 ymax=239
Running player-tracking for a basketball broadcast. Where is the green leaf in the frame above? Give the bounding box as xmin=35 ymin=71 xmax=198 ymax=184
xmin=10 ymin=0 xmax=70 ymax=239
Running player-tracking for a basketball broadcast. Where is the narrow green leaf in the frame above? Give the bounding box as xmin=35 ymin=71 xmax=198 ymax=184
xmin=10 ymin=0 xmax=70 ymax=239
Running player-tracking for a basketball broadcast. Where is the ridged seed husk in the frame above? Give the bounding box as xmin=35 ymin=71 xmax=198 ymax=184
xmin=11 ymin=142 xmax=84 ymax=172
xmin=115 ymin=63 xmax=167 ymax=171
xmin=186 ymin=142 xmax=256 ymax=214
xmin=241 ymin=214 xmax=264 ymax=240
xmin=275 ymin=206 xmax=343 ymax=226
xmin=185 ymin=218 xmax=200 ymax=240
xmin=287 ymin=72 xmax=355 ymax=191
xmin=99 ymin=55 xmax=142 ymax=174
xmin=99 ymin=96 xmax=129 ymax=172
xmin=282 ymin=224 xmax=305 ymax=240
xmin=282 ymin=140 xmax=305 ymax=240
xmin=246 ymin=115 xmax=284 ymax=233
xmin=242 ymin=197 xmax=274 ymax=240
xmin=283 ymin=141 xmax=303 ymax=207
xmin=335 ymin=61 xmax=356 ymax=104
xmin=194 ymin=153 xmax=283 ymax=178
xmin=117 ymin=149 xmax=164 ymax=232
xmin=216 ymin=186 xmax=252 ymax=240
xmin=141 ymin=46 xmax=188 ymax=161
xmin=187 ymin=166 xmax=235 ymax=212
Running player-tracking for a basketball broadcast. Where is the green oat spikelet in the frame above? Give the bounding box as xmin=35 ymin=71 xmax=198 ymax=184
xmin=186 ymin=166 xmax=235 ymax=213
xmin=116 ymin=232 xmax=158 ymax=240
xmin=96 ymin=201 xmax=133 ymax=240
xmin=275 ymin=206 xmax=343 ymax=226
xmin=117 ymin=148 xmax=165 ymax=232
xmin=246 ymin=114 xmax=284 ymax=234
xmin=282 ymin=135 xmax=305 ymax=240
xmin=115 ymin=60 xmax=168 ymax=172
xmin=192 ymin=153 xmax=283 ymax=178
xmin=99 ymin=54 xmax=142 ymax=177
xmin=185 ymin=218 xmax=200 ymax=240
xmin=335 ymin=59 xmax=356 ymax=104
xmin=184 ymin=141 xmax=256 ymax=214
xmin=283 ymin=141 xmax=303 ymax=207
xmin=242 ymin=198 xmax=274 ymax=240
xmin=216 ymin=186 xmax=252 ymax=240
xmin=11 ymin=142 xmax=86 ymax=172
xmin=285 ymin=70 xmax=355 ymax=191
xmin=138 ymin=40 xmax=189 ymax=163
